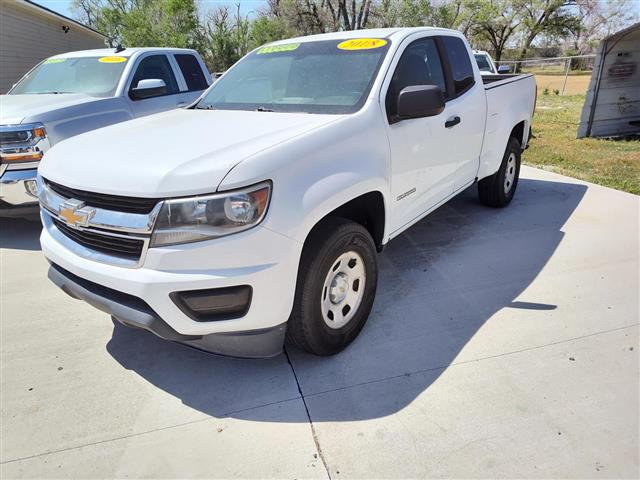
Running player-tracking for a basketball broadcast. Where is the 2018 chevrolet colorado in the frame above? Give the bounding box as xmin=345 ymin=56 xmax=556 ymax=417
xmin=38 ymin=28 xmax=536 ymax=357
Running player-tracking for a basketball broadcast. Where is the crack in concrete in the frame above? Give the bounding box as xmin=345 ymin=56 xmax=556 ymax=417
xmin=284 ymin=346 xmax=332 ymax=480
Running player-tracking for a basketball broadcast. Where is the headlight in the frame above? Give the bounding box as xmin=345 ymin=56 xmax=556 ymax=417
xmin=150 ymin=181 xmax=271 ymax=247
xmin=0 ymin=123 xmax=50 ymax=164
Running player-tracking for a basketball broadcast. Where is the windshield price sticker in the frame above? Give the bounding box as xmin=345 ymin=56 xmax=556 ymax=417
xmin=338 ymin=38 xmax=387 ymax=50
xmin=257 ymin=43 xmax=300 ymax=54
xmin=44 ymin=58 xmax=67 ymax=64
xmin=98 ymin=56 xmax=127 ymax=63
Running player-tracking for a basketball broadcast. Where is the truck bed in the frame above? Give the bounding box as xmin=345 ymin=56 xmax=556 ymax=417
xmin=482 ymin=73 xmax=534 ymax=89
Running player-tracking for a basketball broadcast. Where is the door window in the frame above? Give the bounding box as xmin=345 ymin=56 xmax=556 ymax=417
xmin=130 ymin=55 xmax=178 ymax=98
xmin=174 ymin=54 xmax=208 ymax=91
xmin=385 ymin=38 xmax=447 ymax=120
xmin=441 ymin=37 xmax=475 ymax=96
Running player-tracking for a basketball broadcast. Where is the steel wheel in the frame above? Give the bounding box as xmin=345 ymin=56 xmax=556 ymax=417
xmin=320 ymin=250 xmax=366 ymax=329
xmin=504 ymin=152 xmax=517 ymax=194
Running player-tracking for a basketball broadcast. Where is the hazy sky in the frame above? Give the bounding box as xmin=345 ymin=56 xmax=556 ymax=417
xmin=34 ymin=0 xmax=268 ymax=18
xmin=35 ymin=0 xmax=640 ymax=26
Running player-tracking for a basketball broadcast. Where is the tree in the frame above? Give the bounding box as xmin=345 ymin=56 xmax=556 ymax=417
xmin=72 ymin=0 xmax=202 ymax=50
xmin=516 ymin=0 xmax=576 ymax=60
xmin=468 ymin=0 xmax=526 ymax=61
xmin=249 ymin=16 xmax=291 ymax=49
xmin=565 ymin=0 xmax=638 ymax=54
xmin=201 ymin=5 xmax=252 ymax=71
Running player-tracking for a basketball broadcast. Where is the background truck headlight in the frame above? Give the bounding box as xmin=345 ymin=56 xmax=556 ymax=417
xmin=0 ymin=123 xmax=50 ymax=165
xmin=150 ymin=182 xmax=271 ymax=247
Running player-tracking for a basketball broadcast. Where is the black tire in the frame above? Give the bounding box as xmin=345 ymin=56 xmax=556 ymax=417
xmin=478 ymin=136 xmax=521 ymax=208
xmin=286 ymin=217 xmax=378 ymax=356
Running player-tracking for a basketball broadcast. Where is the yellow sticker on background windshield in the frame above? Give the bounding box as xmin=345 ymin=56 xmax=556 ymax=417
xmin=44 ymin=58 xmax=66 ymax=64
xmin=338 ymin=38 xmax=387 ymax=50
xmin=98 ymin=56 xmax=127 ymax=63
xmin=257 ymin=43 xmax=300 ymax=54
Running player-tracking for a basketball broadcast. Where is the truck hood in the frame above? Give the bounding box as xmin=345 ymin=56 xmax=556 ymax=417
xmin=39 ymin=108 xmax=340 ymax=197
xmin=0 ymin=94 xmax=100 ymax=124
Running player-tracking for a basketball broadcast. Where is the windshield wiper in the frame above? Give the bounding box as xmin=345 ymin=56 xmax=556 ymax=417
xmin=34 ymin=91 xmax=72 ymax=94
xmin=255 ymin=106 xmax=275 ymax=112
xmin=195 ymin=104 xmax=215 ymax=110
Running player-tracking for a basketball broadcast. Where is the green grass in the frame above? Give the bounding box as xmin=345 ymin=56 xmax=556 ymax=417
xmin=525 ymin=94 xmax=640 ymax=195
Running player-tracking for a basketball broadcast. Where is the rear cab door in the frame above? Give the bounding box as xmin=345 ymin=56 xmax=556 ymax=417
xmin=170 ymin=52 xmax=211 ymax=107
xmin=440 ymin=36 xmax=487 ymax=191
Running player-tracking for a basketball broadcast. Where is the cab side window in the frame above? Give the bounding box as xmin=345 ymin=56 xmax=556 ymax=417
xmin=130 ymin=55 xmax=178 ymax=98
xmin=441 ymin=36 xmax=475 ymax=97
xmin=385 ymin=38 xmax=447 ymax=120
xmin=174 ymin=54 xmax=208 ymax=91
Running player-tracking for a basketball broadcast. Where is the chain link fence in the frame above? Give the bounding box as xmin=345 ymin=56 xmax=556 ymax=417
xmin=496 ymin=55 xmax=596 ymax=95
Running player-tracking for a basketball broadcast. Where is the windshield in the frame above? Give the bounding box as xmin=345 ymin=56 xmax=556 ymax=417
xmin=196 ymin=39 xmax=391 ymax=114
xmin=10 ymin=56 xmax=128 ymax=97
xmin=474 ymin=54 xmax=494 ymax=73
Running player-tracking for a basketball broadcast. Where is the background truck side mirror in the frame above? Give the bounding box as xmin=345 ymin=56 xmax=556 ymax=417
xmin=397 ymin=85 xmax=445 ymax=121
xmin=498 ymin=65 xmax=511 ymax=74
xmin=129 ymin=78 xmax=167 ymax=100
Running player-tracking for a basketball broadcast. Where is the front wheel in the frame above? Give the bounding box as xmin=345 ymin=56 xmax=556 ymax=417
xmin=286 ymin=218 xmax=378 ymax=356
xmin=478 ymin=136 xmax=521 ymax=208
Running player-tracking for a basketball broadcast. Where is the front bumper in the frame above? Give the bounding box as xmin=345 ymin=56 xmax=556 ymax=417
xmin=0 ymin=168 xmax=39 ymax=217
xmin=48 ymin=262 xmax=287 ymax=358
xmin=41 ymin=210 xmax=303 ymax=357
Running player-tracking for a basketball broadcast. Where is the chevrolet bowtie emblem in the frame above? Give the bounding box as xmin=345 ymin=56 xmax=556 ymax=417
xmin=58 ymin=199 xmax=95 ymax=227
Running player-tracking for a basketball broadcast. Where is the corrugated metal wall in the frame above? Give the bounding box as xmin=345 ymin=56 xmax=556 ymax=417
xmin=578 ymin=25 xmax=640 ymax=138
xmin=0 ymin=1 xmax=106 ymax=94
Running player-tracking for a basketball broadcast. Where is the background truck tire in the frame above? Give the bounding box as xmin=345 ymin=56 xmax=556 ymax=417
xmin=286 ymin=217 xmax=378 ymax=356
xmin=478 ymin=136 xmax=521 ymax=207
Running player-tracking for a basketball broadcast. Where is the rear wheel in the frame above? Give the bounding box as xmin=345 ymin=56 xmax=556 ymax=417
xmin=478 ymin=136 xmax=521 ymax=207
xmin=286 ymin=218 xmax=378 ymax=356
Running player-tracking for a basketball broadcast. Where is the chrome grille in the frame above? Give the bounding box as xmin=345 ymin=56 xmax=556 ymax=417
xmin=53 ymin=218 xmax=145 ymax=261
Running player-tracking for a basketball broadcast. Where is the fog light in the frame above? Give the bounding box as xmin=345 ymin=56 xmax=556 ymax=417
xmin=25 ymin=179 xmax=38 ymax=197
xmin=170 ymin=285 xmax=252 ymax=322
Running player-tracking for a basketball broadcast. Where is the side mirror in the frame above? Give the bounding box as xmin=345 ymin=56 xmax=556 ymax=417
xmin=397 ymin=85 xmax=445 ymax=121
xmin=497 ymin=65 xmax=511 ymax=74
xmin=130 ymin=78 xmax=167 ymax=100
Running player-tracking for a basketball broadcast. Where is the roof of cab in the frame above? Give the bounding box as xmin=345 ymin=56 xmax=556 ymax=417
xmin=47 ymin=47 xmax=198 ymax=59
xmin=267 ymin=27 xmax=458 ymax=45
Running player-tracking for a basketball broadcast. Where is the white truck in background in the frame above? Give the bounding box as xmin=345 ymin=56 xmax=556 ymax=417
xmin=38 ymin=28 xmax=536 ymax=358
xmin=0 ymin=47 xmax=211 ymax=217
xmin=474 ymin=50 xmax=511 ymax=75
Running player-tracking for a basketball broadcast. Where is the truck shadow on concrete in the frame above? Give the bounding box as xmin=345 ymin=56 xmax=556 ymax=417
xmin=0 ymin=218 xmax=42 ymax=251
xmin=106 ymin=178 xmax=587 ymax=422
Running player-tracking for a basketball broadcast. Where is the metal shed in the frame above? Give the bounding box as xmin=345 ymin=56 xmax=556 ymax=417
xmin=577 ymin=22 xmax=640 ymax=138
xmin=0 ymin=0 xmax=107 ymax=94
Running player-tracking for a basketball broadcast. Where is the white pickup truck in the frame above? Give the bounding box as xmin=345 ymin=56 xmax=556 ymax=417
xmin=38 ymin=28 xmax=536 ymax=358
xmin=0 ymin=47 xmax=211 ymax=217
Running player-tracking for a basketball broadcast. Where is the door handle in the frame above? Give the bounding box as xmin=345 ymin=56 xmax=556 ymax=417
xmin=445 ymin=116 xmax=461 ymax=128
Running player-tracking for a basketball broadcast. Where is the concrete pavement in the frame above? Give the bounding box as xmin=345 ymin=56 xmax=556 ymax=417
xmin=1 ymin=166 xmax=638 ymax=478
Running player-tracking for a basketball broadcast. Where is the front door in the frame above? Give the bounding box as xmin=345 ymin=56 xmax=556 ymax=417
xmin=384 ymin=36 xmax=459 ymax=234
xmin=127 ymin=54 xmax=181 ymax=117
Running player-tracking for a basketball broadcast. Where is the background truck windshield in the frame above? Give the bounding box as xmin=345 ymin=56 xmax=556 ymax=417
xmin=10 ymin=57 xmax=127 ymax=97
xmin=197 ymin=39 xmax=391 ymax=114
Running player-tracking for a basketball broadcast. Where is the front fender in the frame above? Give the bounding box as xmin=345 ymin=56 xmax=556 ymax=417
xmin=218 ymin=105 xmax=391 ymax=245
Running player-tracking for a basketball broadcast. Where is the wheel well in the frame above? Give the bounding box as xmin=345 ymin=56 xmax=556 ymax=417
xmin=308 ymin=192 xmax=386 ymax=252
xmin=510 ymin=121 xmax=526 ymax=147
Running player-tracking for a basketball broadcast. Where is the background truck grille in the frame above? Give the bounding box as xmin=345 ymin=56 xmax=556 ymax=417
xmin=45 ymin=178 xmax=160 ymax=214
xmin=53 ymin=218 xmax=145 ymax=261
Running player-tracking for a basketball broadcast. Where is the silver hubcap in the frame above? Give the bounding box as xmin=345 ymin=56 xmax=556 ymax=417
xmin=504 ymin=153 xmax=517 ymax=194
xmin=321 ymin=251 xmax=366 ymax=329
